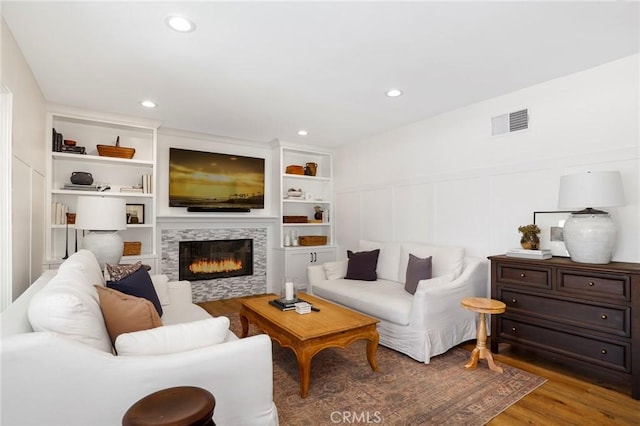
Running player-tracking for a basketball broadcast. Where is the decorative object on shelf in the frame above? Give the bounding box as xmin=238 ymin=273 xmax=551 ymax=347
xmin=123 ymin=241 xmax=142 ymax=256
xmin=313 ymin=205 xmax=324 ymax=221
xmin=533 ymin=211 xmax=572 ymax=257
xmin=52 ymin=128 xmax=86 ymax=154
xmin=291 ymin=230 xmax=299 ymax=246
xmin=287 ymin=188 xmax=303 ymax=198
xmin=285 ymin=165 xmax=305 ymax=175
xmin=299 ymin=235 xmax=328 ymax=246
xmin=97 ymin=136 xmax=135 ymax=159
xmin=304 ymin=162 xmax=317 ymax=176
xmin=75 ymin=196 xmax=127 ymax=269
xmin=63 ymin=212 xmax=73 ymax=260
xmin=63 ymin=139 xmax=76 ymax=147
xmin=283 ymin=215 xmax=308 ymax=223
xmin=558 ymin=171 xmax=625 ymax=264
xmin=125 ymin=204 xmax=145 ymax=224
xmin=517 ymin=224 xmax=540 ymax=250
xmin=284 ymin=232 xmax=291 ymax=247
xmin=70 ymin=171 xmax=94 ymax=186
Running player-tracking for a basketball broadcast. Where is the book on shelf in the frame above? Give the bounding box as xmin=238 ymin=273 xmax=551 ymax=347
xmin=51 ymin=202 xmax=69 ymax=225
xmin=506 ymin=248 xmax=552 ymax=259
xmin=62 ymin=184 xmax=98 ymax=191
xmin=120 ymin=186 xmax=144 ymax=193
xmin=141 ymin=174 xmax=152 ymax=194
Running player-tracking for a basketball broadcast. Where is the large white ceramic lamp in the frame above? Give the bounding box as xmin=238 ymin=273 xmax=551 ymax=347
xmin=558 ymin=171 xmax=625 ymax=264
xmin=75 ymin=196 xmax=127 ymax=269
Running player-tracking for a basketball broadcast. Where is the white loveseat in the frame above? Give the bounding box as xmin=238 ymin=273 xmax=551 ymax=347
xmin=308 ymin=240 xmax=487 ymax=363
xmin=1 ymin=250 xmax=278 ymax=426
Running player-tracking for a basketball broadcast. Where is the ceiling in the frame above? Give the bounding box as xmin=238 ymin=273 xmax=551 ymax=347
xmin=3 ymin=1 xmax=639 ymax=148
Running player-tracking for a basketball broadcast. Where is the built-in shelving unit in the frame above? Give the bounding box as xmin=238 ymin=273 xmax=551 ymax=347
xmin=44 ymin=111 xmax=158 ymax=271
xmin=272 ymin=141 xmax=336 ymax=291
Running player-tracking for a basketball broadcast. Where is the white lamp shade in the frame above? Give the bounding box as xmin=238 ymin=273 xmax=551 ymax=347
xmin=558 ymin=171 xmax=625 ymax=210
xmin=75 ymin=196 xmax=127 ymax=230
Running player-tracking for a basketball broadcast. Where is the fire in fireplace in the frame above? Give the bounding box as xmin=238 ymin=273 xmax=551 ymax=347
xmin=179 ymin=239 xmax=253 ymax=281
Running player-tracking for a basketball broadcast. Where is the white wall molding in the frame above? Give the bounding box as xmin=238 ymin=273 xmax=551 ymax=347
xmin=1 ymin=84 xmax=13 ymax=311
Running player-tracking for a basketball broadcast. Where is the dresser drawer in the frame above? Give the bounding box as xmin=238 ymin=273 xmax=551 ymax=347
xmin=501 ymin=290 xmax=630 ymax=337
xmin=496 ymin=263 xmax=551 ymax=289
xmin=557 ymin=269 xmax=630 ymax=302
xmin=499 ymin=318 xmax=630 ymax=372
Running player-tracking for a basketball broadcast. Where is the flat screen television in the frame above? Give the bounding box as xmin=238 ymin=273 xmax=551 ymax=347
xmin=169 ymin=147 xmax=265 ymax=210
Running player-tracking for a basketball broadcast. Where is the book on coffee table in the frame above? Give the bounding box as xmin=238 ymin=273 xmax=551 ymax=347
xmin=269 ymin=297 xmax=308 ymax=311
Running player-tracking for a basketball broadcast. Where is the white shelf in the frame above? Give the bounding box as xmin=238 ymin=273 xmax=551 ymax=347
xmin=52 ymin=190 xmax=153 ymax=198
xmin=283 ymin=199 xmax=331 ymax=204
xmin=283 ymin=223 xmax=330 ymax=227
xmin=282 ymin=174 xmax=330 ymax=182
xmin=52 ymin=152 xmax=153 ymax=167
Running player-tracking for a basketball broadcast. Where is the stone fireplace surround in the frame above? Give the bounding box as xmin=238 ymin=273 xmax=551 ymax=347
xmin=160 ymin=222 xmax=269 ymax=303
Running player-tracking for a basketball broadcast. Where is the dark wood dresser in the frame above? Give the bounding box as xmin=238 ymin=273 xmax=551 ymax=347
xmin=489 ymin=255 xmax=640 ymax=399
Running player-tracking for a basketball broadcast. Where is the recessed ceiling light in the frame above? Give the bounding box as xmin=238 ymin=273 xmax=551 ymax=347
xmin=140 ymin=100 xmax=157 ymax=108
xmin=297 ymin=130 xmax=308 ymax=136
xmin=165 ymin=15 xmax=196 ymax=33
xmin=386 ymin=89 xmax=403 ymax=97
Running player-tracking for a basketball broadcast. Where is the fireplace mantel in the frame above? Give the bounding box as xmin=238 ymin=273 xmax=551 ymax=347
xmin=157 ymin=215 xmax=278 ymax=224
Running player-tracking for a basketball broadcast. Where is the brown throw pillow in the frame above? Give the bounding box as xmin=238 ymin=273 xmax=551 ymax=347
xmin=94 ymin=286 xmax=162 ymax=346
xmin=345 ymin=249 xmax=380 ymax=281
xmin=106 ymin=261 xmax=142 ymax=281
xmin=404 ymin=254 xmax=432 ymax=295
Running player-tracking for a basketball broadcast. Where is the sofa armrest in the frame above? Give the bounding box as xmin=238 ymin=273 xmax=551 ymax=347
xmin=409 ymin=257 xmax=487 ymax=328
xmin=167 ymin=280 xmax=194 ymax=306
xmin=1 ymin=332 xmax=277 ymax=426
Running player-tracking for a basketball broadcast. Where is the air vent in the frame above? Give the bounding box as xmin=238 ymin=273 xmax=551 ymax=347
xmin=491 ymin=108 xmax=529 ymax=136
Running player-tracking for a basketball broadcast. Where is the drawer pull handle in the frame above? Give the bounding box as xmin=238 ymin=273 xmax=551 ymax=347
xmin=601 ymin=349 xmax=607 ymax=355
xmin=511 ymin=327 xmax=517 ymax=332
xmin=511 ymin=298 xmax=518 ymax=304
xmin=588 ymin=281 xmax=595 ymax=286
xmin=601 ymin=314 xmax=608 ymax=320
xmin=520 ymin=273 xmax=526 ymax=278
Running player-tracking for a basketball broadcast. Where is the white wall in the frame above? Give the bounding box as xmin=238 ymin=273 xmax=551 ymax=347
xmin=334 ymin=54 xmax=640 ymax=264
xmin=1 ymin=18 xmax=47 ymax=306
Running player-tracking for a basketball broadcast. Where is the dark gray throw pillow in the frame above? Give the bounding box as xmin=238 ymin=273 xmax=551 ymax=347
xmin=107 ymin=267 xmax=163 ymax=317
xmin=404 ymin=254 xmax=432 ymax=295
xmin=345 ymin=249 xmax=380 ymax=281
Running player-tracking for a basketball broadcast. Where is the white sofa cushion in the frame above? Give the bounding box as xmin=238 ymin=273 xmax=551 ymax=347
xmin=399 ymin=243 xmax=464 ymax=282
xmin=28 ymin=267 xmax=112 ymax=353
xmin=57 ymin=249 xmax=105 ymax=287
xmin=312 ymin=278 xmax=413 ymax=325
xmin=115 ymin=316 xmax=230 ymax=356
xmin=323 ymin=260 xmax=348 ymax=280
xmin=359 ymin=240 xmax=402 ymax=282
xmin=150 ymin=274 xmax=171 ymax=306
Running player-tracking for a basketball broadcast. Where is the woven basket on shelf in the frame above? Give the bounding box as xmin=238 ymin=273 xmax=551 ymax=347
xmin=298 ymin=235 xmax=327 ymax=246
xmin=97 ymin=136 xmax=135 ymax=159
xmin=123 ymin=241 xmax=142 ymax=256
xmin=283 ymin=216 xmax=308 ymax=223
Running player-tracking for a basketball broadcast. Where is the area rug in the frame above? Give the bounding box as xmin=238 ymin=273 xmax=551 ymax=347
xmin=228 ymin=315 xmax=546 ymax=425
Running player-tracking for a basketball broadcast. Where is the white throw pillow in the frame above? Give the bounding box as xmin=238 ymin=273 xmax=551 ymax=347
xmin=399 ymin=244 xmax=465 ymax=282
xmin=323 ymin=260 xmax=348 ymax=280
xmin=359 ymin=240 xmax=401 ymax=282
xmin=28 ymin=267 xmax=113 ymax=353
xmin=150 ymin=274 xmax=171 ymax=306
xmin=115 ymin=316 xmax=230 ymax=356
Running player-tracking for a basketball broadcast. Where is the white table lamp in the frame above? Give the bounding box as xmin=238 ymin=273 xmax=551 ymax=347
xmin=558 ymin=171 xmax=625 ymax=264
xmin=75 ymin=196 xmax=127 ymax=269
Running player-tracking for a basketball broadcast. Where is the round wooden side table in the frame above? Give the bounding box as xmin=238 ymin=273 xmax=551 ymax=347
xmin=122 ymin=386 xmax=216 ymax=426
xmin=461 ymin=297 xmax=506 ymax=373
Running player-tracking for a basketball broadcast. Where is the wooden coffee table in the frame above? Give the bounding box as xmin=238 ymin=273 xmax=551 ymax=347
xmin=239 ymin=292 xmax=379 ymax=398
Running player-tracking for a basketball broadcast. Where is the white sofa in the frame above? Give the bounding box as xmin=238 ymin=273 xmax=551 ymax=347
xmin=308 ymin=240 xmax=487 ymax=363
xmin=1 ymin=250 xmax=278 ymax=426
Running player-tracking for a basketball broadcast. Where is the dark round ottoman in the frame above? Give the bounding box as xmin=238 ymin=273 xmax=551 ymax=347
xmin=122 ymin=386 xmax=216 ymax=426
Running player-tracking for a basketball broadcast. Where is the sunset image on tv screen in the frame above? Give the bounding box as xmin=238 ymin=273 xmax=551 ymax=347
xmin=169 ymin=148 xmax=265 ymax=209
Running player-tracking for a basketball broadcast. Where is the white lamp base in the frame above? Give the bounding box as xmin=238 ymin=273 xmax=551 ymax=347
xmin=83 ymin=230 xmax=124 ymax=269
xmin=563 ymin=212 xmax=617 ymax=264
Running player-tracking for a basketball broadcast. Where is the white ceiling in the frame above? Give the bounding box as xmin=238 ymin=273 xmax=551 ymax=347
xmin=3 ymin=1 xmax=639 ymax=148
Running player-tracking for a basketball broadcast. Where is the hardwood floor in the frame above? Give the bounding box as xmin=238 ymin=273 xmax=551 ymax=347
xmin=199 ymin=296 xmax=640 ymax=425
